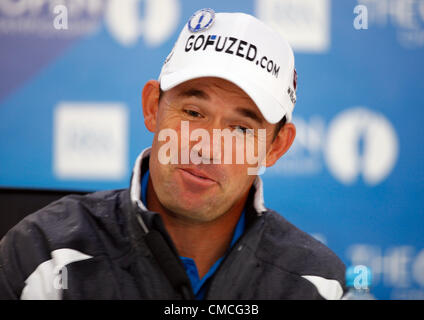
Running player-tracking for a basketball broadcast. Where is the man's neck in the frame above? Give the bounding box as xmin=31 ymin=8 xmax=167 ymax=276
xmin=146 ymin=176 xmax=248 ymax=279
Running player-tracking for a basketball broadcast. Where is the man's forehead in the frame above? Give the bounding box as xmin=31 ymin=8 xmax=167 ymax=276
xmin=166 ymin=78 xmax=266 ymax=123
xmin=169 ymin=77 xmax=252 ymax=101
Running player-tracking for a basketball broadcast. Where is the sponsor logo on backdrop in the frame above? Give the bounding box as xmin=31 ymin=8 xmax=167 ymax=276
xmin=267 ymin=107 xmax=399 ymax=186
xmin=347 ymin=244 xmax=424 ymax=299
xmin=268 ymin=115 xmax=325 ymax=176
xmin=357 ymin=0 xmax=424 ymax=48
xmin=255 ymin=0 xmax=330 ymax=52
xmin=325 ymin=107 xmax=398 ymax=186
xmin=0 ymin=0 xmax=180 ymax=46
xmin=53 ymin=102 xmax=128 ymax=180
xmin=105 ymin=0 xmax=180 ymax=46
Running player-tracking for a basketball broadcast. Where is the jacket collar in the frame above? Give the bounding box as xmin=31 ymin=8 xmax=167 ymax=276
xmin=129 ymin=146 xmax=267 ymax=220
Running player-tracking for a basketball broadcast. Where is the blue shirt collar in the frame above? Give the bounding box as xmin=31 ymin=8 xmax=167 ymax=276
xmin=140 ymin=169 xmax=245 ymax=299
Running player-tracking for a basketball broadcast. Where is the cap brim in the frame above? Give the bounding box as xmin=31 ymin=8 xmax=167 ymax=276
xmin=160 ymin=68 xmax=291 ymax=124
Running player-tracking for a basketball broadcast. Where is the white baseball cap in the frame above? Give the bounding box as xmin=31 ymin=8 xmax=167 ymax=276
xmin=158 ymin=8 xmax=297 ymax=124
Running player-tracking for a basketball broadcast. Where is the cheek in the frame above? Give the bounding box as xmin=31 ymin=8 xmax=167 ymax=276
xmin=155 ymin=105 xmax=184 ymax=132
xmin=149 ymin=156 xmax=178 ymax=200
xmin=151 ymin=116 xmax=182 ymax=159
xmin=157 ymin=113 xmax=182 ymax=132
xmin=221 ymin=164 xmax=253 ymax=191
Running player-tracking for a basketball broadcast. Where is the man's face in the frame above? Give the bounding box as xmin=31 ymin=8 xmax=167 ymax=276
xmin=144 ymin=77 xmax=294 ymax=223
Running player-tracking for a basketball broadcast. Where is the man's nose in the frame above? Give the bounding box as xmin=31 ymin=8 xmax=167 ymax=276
xmin=188 ymin=121 xmax=223 ymax=164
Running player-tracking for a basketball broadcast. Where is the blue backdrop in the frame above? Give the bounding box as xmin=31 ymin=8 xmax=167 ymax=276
xmin=1 ymin=0 xmax=423 ymax=299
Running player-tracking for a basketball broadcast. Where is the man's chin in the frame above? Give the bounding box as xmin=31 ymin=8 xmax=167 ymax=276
xmin=162 ymin=203 xmax=222 ymax=224
xmin=177 ymin=214 xmax=218 ymax=224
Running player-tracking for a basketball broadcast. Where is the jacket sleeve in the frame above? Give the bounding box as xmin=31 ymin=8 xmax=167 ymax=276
xmin=0 ymin=234 xmax=20 ymax=299
xmin=0 ymin=212 xmax=63 ymax=299
xmin=0 ymin=218 xmax=35 ymax=299
xmin=0 ymin=194 xmax=101 ymax=300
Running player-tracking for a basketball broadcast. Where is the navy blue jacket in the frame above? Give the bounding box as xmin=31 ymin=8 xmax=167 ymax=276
xmin=0 ymin=148 xmax=346 ymax=299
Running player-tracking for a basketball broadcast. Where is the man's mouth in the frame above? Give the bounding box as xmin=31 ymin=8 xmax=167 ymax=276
xmin=177 ymin=167 xmax=218 ymax=188
xmin=180 ymin=167 xmax=215 ymax=181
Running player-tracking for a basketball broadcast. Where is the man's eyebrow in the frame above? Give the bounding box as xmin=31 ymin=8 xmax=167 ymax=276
xmin=176 ymin=89 xmax=262 ymax=124
xmin=235 ymin=107 xmax=263 ymax=125
xmin=177 ymin=89 xmax=210 ymax=100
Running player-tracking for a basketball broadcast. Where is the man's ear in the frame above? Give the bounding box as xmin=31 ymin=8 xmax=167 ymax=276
xmin=265 ymin=123 xmax=296 ymax=167
xmin=142 ymin=80 xmax=160 ymax=133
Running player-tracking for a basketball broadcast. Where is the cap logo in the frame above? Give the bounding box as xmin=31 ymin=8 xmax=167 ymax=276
xmin=188 ymin=8 xmax=215 ymax=33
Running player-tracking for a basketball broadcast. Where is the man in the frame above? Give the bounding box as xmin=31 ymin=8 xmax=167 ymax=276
xmin=0 ymin=9 xmax=346 ymax=299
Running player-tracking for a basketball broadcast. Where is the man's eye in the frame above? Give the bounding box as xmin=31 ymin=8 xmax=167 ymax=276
xmin=233 ymin=125 xmax=250 ymax=134
xmin=184 ymin=109 xmax=202 ymax=118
